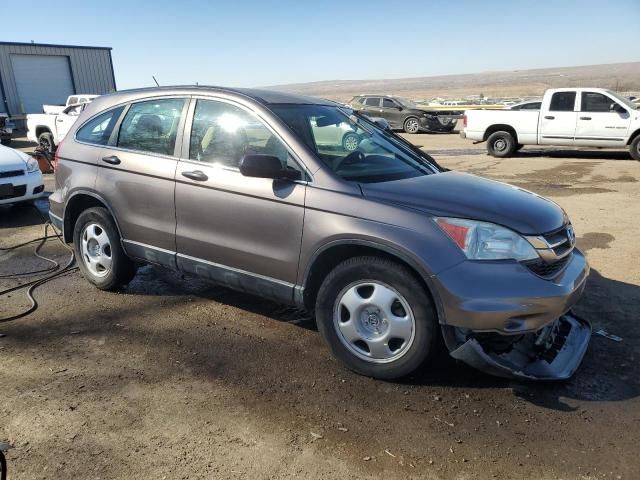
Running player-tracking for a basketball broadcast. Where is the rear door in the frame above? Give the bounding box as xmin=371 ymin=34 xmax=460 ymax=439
xmin=539 ymin=91 xmax=578 ymax=145
xmin=574 ymin=91 xmax=631 ymax=147
xmin=174 ymin=97 xmax=307 ymax=302
xmin=95 ymin=96 xmax=188 ymax=267
xmin=361 ymin=97 xmax=382 ymax=118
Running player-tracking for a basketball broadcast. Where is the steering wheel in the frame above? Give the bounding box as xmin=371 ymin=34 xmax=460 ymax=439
xmin=334 ymin=150 xmax=364 ymax=171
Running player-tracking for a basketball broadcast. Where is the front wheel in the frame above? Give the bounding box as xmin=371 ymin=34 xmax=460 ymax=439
xmin=630 ymin=135 xmax=640 ymax=161
xmin=486 ymin=130 xmax=516 ymax=158
xmin=37 ymin=132 xmax=55 ymax=154
xmin=342 ymin=132 xmax=360 ymax=152
xmin=403 ymin=117 xmax=420 ymax=134
xmin=315 ymin=256 xmax=439 ymax=380
xmin=73 ymin=207 xmax=137 ymax=290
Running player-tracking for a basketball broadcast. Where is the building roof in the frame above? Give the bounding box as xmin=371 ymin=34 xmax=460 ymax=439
xmin=0 ymin=41 xmax=112 ymax=50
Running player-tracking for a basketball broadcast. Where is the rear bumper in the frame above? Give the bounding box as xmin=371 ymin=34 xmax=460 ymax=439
xmin=432 ymin=249 xmax=589 ymax=334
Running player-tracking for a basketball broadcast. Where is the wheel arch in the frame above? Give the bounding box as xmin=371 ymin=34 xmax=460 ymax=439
xmin=627 ymin=128 xmax=640 ymax=145
xmin=483 ymin=124 xmax=518 ymax=143
xmin=299 ymin=239 xmax=445 ymax=324
xmin=62 ymin=191 xmax=123 ymax=243
xmin=35 ymin=126 xmax=52 ymax=138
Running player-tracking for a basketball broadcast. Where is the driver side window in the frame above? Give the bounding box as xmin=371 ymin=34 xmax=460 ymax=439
xmin=581 ymin=92 xmax=619 ymax=112
xmin=189 ymin=99 xmax=303 ymax=175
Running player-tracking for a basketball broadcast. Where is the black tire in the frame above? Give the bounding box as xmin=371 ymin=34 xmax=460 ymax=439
xmin=37 ymin=132 xmax=55 ymax=154
xmin=342 ymin=132 xmax=360 ymax=152
xmin=0 ymin=137 xmax=10 ymax=146
xmin=403 ymin=117 xmax=420 ymax=134
xmin=315 ymin=256 xmax=439 ymax=380
xmin=486 ymin=130 xmax=516 ymax=158
xmin=630 ymin=135 xmax=640 ymax=161
xmin=515 ymin=143 xmax=524 ymax=151
xmin=73 ymin=207 xmax=136 ymax=290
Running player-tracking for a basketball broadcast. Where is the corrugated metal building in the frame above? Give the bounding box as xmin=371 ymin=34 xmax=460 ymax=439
xmin=0 ymin=41 xmax=115 ymax=122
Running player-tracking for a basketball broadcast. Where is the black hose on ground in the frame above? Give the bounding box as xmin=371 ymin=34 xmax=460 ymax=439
xmin=0 ymin=205 xmax=78 ymax=323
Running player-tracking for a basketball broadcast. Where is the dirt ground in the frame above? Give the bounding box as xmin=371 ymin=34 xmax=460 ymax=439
xmin=1 ymin=132 xmax=639 ymax=480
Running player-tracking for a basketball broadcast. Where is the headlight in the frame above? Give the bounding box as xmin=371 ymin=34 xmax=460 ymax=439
xmin=25 ymin=156 xmax=39 ymax=173
xmin=435 ymin=217 xmax=538 ymax=261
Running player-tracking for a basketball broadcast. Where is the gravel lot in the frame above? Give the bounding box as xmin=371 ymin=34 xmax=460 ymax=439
xmin=1 ymin=132 xmax=639 ymax=479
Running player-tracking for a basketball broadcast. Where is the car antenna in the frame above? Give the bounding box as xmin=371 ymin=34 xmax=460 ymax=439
xmin=152 ymin=76 xmax=160 ymax=87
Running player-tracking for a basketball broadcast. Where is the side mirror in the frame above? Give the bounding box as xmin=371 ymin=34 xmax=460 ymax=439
xmin=239 ymin=154 xmax=300 ymax=180
xmin=610 ymin=103 xmax=625 ymax=113
xmin=397 ymin=106 xmax=403 ymax=111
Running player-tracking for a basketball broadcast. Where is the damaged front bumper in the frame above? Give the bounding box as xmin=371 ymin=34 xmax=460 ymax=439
xmin=444 ymin=312 xmax=591 ymax=381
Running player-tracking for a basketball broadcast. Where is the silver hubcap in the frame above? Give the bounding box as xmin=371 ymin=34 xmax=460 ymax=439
xmin=344 ymin=135 xmax=359 ymax=151
xmin=334 ymin=281 xmax=415 ymax=363
xmin=494 ymin=138 xmax=507 ymax=152
xmin=81 ymin=223 xmax=112 ymax=277
xmin=405 ymin=119 xmax=419 ymax=133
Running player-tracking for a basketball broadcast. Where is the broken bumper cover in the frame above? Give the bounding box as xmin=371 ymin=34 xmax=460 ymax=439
xmin=448 ymin=312 xmax=591 ymax=381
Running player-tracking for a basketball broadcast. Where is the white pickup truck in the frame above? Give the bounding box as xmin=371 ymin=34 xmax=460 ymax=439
xmin=26 ymin=103 xmax=88 ymax=153
xmin=42 ymin=94 xmax=98 ymax=114
xmin=462 ymin=88 xmax=640 ymax=160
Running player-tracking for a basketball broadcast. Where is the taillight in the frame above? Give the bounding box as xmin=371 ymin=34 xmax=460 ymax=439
xmin=463 ymin=114 xmax=467 ymax=128
xmin=53 ymin=139 xmax=62 ymax=174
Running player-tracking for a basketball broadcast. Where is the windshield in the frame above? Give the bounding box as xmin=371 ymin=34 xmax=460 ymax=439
xmin=396 ymin=97 xmax=417 ymax=108
xmin=270 ymin=104 xmax=438 ymax=183
xmin=606 ymin=90 xmax=637 ymax=110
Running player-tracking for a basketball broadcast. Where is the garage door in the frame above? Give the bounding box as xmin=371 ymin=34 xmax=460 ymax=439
xmin=11 ymin=54 xmax=75 ymax=114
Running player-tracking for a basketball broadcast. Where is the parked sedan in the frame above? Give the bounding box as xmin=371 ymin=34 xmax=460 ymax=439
xmin=0 ymin=144 xmax=45 ymax=205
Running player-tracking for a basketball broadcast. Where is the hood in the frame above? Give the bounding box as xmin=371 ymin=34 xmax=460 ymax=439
xmin=361 ymin=171 xmax=565 ymax=235
xmin=0 ymin=144 xmax=30 ymax=171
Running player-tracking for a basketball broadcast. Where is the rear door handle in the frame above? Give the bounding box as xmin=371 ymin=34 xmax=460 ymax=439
xmin=181 ymin=170 xmax=208 ymax=181
xmin=580 ymin=116 xmax=592 ymax=120
xmin=101 ymin=155 xmax=121 ymax=165
xmin=544 ymin=115 xmax=555 ymax=120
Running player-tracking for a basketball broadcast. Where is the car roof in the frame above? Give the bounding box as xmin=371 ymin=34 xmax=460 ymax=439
xmin=96 ymin=86 xmax=336 ymax=106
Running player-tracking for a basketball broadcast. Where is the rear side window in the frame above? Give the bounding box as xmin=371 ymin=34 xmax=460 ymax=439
xmin=549 ymin=92 xmax=576 ymax=112
xmin=581 ymin=92 xmax=615 ymax=112
xmin=76 ymin=106 xmax=124 ymax=146
xmin=117 ymin=98 xmax=185 ymax=156
xmin=364 ymin=97 xmax=381 ymax=107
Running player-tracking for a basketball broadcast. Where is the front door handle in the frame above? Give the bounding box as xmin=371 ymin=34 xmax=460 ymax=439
xmin=580 ymin=116 xmax=592 ymax=120
xmin=101 ymin=155 xmax=121 ymax=165
xmin=544 ymin=115 xmax=555 ymax=120
xmin=181 ymin=170 xmax=208 ymax=181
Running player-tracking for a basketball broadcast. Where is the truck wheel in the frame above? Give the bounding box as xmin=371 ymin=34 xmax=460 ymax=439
xmin=38 ymin=132 xmax=55 ymax=154
xmin=630 ymin=136 xmax=640 ymax=161
xmin=487 ymin=131 xmax=516 ymax=158
xmin=0 ymin=137 xmax=10 ymax=146
xmin=403 ymin=117 xmax=420 ymax=134
xmin=315 ymin=256 xmax=439 ymax=380
xmin=73 ymin=207 xmax=137 ymax=290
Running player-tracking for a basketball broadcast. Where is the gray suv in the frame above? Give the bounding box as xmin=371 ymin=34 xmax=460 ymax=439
xmin=49 ymin=87 xmax=591 ymax=381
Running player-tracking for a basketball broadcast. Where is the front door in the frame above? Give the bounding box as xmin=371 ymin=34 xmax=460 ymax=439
xmin=380 ymin=98 xmax=405 ymax=128
xmin=539 ymin=91 xmax=578 ymax=146
xmin=174 ymin=98 xmax=307 ymax=303
xmin=95 ymin=97 xmax=188 ymax=267
xmin=574 ymin=91 xmax=631 ymax=147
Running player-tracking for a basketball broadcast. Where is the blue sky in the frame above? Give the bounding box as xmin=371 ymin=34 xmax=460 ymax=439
xmin=3 ymin=0 xmax=639 ymax=89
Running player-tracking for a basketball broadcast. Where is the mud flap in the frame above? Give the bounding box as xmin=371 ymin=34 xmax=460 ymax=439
xmin=448 ymin=312 xmax=591 ymax=381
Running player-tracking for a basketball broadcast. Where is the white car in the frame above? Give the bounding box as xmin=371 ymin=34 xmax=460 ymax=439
xmin=462 ymin=88 xmax=640 ymax=159
xmin=311 ymin=118 xmax=361 ymax=151
xmin=0 ymin=144 xmax=44 ymax=206
xmin=27 ymin=103 xmax=88 ymax=153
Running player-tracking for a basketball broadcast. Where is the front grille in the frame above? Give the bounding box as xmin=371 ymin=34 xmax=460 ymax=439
xmin=542 ymin=226 xmax=573 ymax=257
xmin=0 ymin=169 xmax=24 ymax=178
xmin=0 ymin=184 xmax=26 ymax=200
xmin=524 ymin=254 xmax=571 ymax=278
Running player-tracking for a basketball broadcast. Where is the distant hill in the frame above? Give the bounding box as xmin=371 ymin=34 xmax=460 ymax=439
xmin=266 ymin=62 xmax=640 ymax=101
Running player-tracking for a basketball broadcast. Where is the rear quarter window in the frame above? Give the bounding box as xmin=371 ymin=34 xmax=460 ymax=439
xmin=75 ymin=106 xmax=124 ymax=146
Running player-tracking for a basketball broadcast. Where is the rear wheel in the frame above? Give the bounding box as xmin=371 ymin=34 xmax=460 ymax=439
xmin=315 ymin=256 xmax=439 ymax=379
xmin=37 ymin=132 xmax=55 ymax=154
xmin=73 ymin=207 xmax=136 ymax=290
xmin=403 ymin=117 xmax=420 ymax=134
xmin=342 ymin=132 xmax=360 ymax=152
xmin=630 ymin=135 xmax=640 ymax=161
xmin=486 ymin=130 xmax=516 ymax=158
